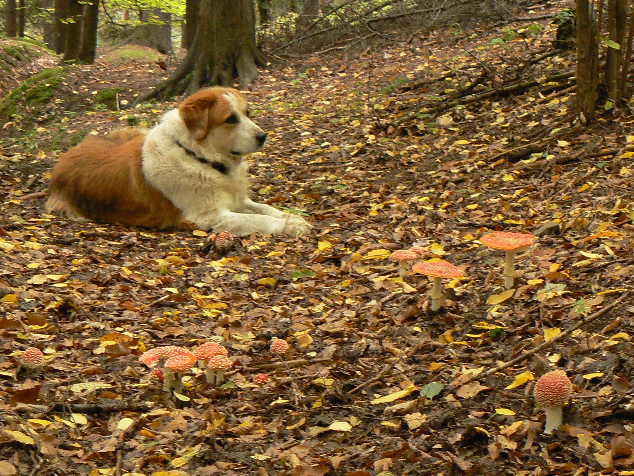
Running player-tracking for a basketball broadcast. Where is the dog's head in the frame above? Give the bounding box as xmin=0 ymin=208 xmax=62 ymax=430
xmin=178 ymin=87 xmax=266 ymax=157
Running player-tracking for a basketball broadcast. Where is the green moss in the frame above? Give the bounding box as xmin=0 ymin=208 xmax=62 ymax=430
xmin=0 ymin=66 xmax=66 ymax=120
xmin=94 ymin=87 xmax=125 ymax=109
xmin=101 ymin=45 xmax=162 ymax=64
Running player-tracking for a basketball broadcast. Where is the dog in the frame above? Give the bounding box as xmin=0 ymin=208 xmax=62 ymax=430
xmin=45 ymin=87 xmax=311 ymax=236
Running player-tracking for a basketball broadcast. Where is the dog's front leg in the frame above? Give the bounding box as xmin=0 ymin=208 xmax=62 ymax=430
xmin=208 ymin=210 xmax=309 ymax=237
xmin=242 ymin=199 xmax=312 ymax=233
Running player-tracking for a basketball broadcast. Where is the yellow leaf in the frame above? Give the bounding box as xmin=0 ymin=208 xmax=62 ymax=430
xmin=70 ymin=382 xmax=112 ymax=393
xmin=371 ymin=384 xmax=417 ymax=404
xmin=173 ymin=391 xmax=190 ymax=402
xmin=3 ymin=430 xmax=35 ymax=445
xmin=151 ymin=471 xmax=190 ymax=476
xmin=27 ymin=274 xmax=48 ymax=285
xmin=583 ymin=372 xmax=604 ymax=380
xmin=403 ymin=412 xmax=426 ymax=430
xmin=170 ymin=445 xmax=201 ymax=468
xmin=257 ymin=277 xmax=277 ymax=287
xmin=544 ymin=328 xmax=561 ymax=342
xmin=579 ymin=251 xmax=602 ymax=259
xmin=505 ymin=371 xmax=534 ymax=390
xmin=328 ymin=421 xmax=352 ymax=432
xmin=619 ymin=151 xmax=634 ymax=158
xmin=0 ymin=294 xmax=17 ymax=304
xmin=428 ymin=362 xmax=444 ymax=371
xmin=70 ymin=414 xmax=88 ymax=425
xmin=527 ymin=278 xmax=544 ymax=285
xmin=610 ymin=332 xmax=631 ymax=341
xmin=486 ymin=289 xmax=515 ymax=305
xmin=429 ymin=243 xmax=446 ymax=256
xmin=27 ymin=419 xmax=52 ymax=427
xmin=0 ymin=240 xmax=15 ymax=252
xmin=453 ymin=139 xmax=470 ymax=145
xmin=317 ymin=240 xmax=333 ymax=251
xmin=495 ymin=408 xmax=516 ymax=415
xmin=191 ymin=230 xmax=207 ymax=237
xmin=363 ymin=248 xmax=391 ymax=260
xmin=295 ymin=332 xmax=313 ymax=349
xmin=117 ymin=417 xmax=135 ymax=431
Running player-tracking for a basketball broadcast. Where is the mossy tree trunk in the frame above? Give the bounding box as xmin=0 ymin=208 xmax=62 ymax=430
xmin=5 ymin=0 xmax=17 ymax=37
xmin=17 ymin=0 xmax=25 ymax=36
xmin=78 ymin=0 xmax=99 ymax=64
xmin=605 ymin=0 xmax=626 ymax=103
xmin=256 ymin=0 xmax=271 ymax=26
xmin=139 ymin=0 xmax=266 ymax=102
xmin=54 ymin=0 xmax=68 ymax=53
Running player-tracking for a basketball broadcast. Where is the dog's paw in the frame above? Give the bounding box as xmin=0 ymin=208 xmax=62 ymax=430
xmin=283 ymin=215 xmax=312 ymax=237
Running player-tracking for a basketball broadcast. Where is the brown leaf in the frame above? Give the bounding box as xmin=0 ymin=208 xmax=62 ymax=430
xmin=456 ymin=381 xmax=490 ymax=399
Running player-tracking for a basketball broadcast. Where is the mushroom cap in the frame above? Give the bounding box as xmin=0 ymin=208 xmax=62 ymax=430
xmin=409 ymin=246 xmax=427 ymax=256
xmin=193 ymin=342 xmax=228 ymax=360
xmin=389 ymin=249 xmax=418 ymax=262
xmin=139 ymin=346 xmax=194 ymax=368
xmin=412 ymin=259 xmax=464 ymax=278
xmin=254 ymin=373 xmax=269 ymax=384
xmin=207 ymin=355 xmax=233 ymax=370
xmin=480 ymin=231 xmax=536 ymax=251
xmin=165 ymin=354 xmax=196 ymax=372
xmin=534 ymin=370 xmax=572 ymax=407
xmin=270 ymin=338 xmax=290 ymax=354
xmin=21 ymin=347 xmax=44 ymax=368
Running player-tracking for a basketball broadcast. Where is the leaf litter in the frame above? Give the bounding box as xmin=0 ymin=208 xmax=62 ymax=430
xmin=1 ymin=3 xmax=634 ymax=475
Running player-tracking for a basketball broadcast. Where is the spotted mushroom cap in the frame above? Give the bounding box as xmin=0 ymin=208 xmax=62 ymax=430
xmin=409 ymin=246 xmax=427 ymax=256
xmin=389 ymin=250 xmax=418 ymax=262
xmin=139 ymin=346 xmax=194 ymax=368
xmin=193 ymin=342 xmax=228 ymax=360
xmin=254 ymin=373 xmax=269 ymax=384
xmin=412 ymin=259 xmax=464 ymax=279
xmin=534 ymin=370 xmax=572 ymax=407
xmin=270 ymin=338 xmax=290 ymax=354
xmin=165 ymin=354 xmax=196 ymax=372
xmin=21 ymin=347 xmax=44 ymax=368
xmin=207 ymin=355 xmax=233 ymax=371
xmin=480 ymin=231 xmax=536 ymax=251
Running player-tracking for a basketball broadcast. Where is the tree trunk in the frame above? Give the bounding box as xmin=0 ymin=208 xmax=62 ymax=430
xmin=54 ymin=0 xmax=69 ymax=54
xmin=257 ymin=0 xmax=271 ymax=26
xmin=181 ymin=0 xmax=198 ymax=50
xmin=63 ymin=0 xmax=83 ymax=61
xmin=5 ymin=0 xmax=17 ymax=37
xmin=17 ymin=0 xmax=25 ymax=36
xmin=606 ymin=0 xmax=626 ymax=103
xmin=41 ymin=0 xmax=57 ymax=49
xmin=575 ymin=0 xmax=599 ymax=124
xmin=140 ymin=0 xmax=266 ymax=102
xmin=297 ymin=0 xmax=320 ymax=31
xmin=78 ymin=0 xmax=99 ymax=63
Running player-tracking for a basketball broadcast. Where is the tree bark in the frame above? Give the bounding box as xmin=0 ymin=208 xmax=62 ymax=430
xmin=181 ymin=0 xmax=198 ymax=50
xmin=78 ymin=0 xmax=99 ymax=64
xmin=54 ymin=0 xmax=69 ymax=53
xmin=41 ymin=0 xmax=57 ymax=49
xmin=130 ymin=9 xmax=172 ymax=54
xmin=62 ymin=0 xmax=83 ymax=61
xmin=298 ymin=0 xmax=320 ymax=31
xmin=17 ymin=0 xmax=25 ymax=36
xmin=575 ymin=0 xmax=599 ymax=124
xmin=5 ymin=0 xmax=17 ymax=37
xmin=606 ymin=0 xmax=626 ymax=102
xmin=139 ymin=0 xmax=266 ymax=102
xmin=257 ymin=0 xmax=271 ymax=26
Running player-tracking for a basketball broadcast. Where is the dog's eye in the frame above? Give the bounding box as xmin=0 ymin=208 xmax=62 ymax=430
xmin=225 ymin=114 xmax=239 ymax=124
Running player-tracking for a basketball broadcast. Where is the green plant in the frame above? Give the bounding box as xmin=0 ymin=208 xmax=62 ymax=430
xmin=0 ymin=67 xmax=66 ymax=120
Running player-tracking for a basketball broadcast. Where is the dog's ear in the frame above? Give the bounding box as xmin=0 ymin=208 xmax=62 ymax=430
xmin=179 ymin=97 xmax=215 ymax=140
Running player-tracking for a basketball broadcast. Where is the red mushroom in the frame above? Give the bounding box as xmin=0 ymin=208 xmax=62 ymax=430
xmin=534 ymin=369 xmax=573 ymax=434
xmin=164 ymin=354 xmax=196 ymax=392
xmin=139 ymin=346 xmax=193 ymax=368
xmin=389 ymin=249 xmax=419 ymax=279
xmin=270 ymin=338 xmax=290 ymax=355
xmin=480 ymin=231 xmax=536 ymax=289
xmin=193 ymin=342 xmax=228 ymax=360
xmin=412 ymin=259 xmax=464 ymax=311
xmin=205 ymin=355 xmax=233 ymax=386
xmin=19 ymin=347 xmax=44 ymax=376
xmin=254 ymin=373 xmax=269 ymax=385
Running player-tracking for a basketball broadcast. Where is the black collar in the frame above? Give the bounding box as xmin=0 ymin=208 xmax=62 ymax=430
xmin=176 ymin=140 xmax=229 ymax=175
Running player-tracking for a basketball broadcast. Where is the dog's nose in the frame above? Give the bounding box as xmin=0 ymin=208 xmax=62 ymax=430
xmin=256 ymin=132 xmax=267 ymax=146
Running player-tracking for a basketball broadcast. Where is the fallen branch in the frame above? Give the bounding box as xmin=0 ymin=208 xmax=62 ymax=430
xmin=15 ymin=401 xmax=152 ymax=413
xmin=246 ymin=358 xmax=332 ymax=371
xmin=450 ymin=290 xmax=631 ymax=390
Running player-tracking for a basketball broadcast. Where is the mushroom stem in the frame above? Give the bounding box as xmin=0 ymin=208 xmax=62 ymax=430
xmin=429 ymin=276 xmax=444 ymax=311
xmin=163 ymin=369 xmax=175 ymax=392
xmin=543 ymin=405 xmax=563 ymax=434
xmin=503 ymin=250 xmax=516 ymax=289
xmin=205 ymin=369 xmax=224 ymax=386
xmin=399 ymin=262 xmax=408 ymax=279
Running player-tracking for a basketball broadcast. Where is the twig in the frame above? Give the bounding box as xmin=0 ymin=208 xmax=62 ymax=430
xmin=347 ymin=358 xmax=397 ymax=394
xmin=449 ymin=291 xmax=632 ymax=390
xmin=246 ymin=358 xmax=332 ymax=371
xmin=15 ymin=402 xmax=152 ymax=413
xmin=17 ymin=191 xmax=46 ymax=200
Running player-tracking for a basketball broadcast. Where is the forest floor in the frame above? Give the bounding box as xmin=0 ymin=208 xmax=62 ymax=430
xmin=1 ymin=3 xmax=634 ymax=476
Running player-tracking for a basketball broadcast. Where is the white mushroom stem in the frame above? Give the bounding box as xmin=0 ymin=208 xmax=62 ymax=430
xmin=163 ymin=369 xmax=176 ymax=392
xmin=429 ymin=277 xmax=445 ymax=311
xmin=543 ymin=405 xmax=563 ymax=434
xmin=503 ymin=250 xmax=516 ymax=289
xmin=398 ymin=262 xmax=408 ymax=279
xmin=205 ymin=369 xmax=224 ymax=386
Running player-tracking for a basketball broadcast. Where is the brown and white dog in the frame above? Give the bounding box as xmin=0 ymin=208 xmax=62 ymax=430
xmin=46 ymin=87 xmax=311 ymax=236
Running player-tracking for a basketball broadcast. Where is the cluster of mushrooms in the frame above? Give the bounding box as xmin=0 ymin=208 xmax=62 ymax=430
xmin=390 ymin=230 xmax=574 ymax=434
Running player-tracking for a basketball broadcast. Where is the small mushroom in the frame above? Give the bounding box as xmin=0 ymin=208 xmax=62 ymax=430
xmin=412 ymin=259 xmax=464 ymax=311
xmin=205 ymin=355 xmax=233 ymax=386
xmin=270 ymin=338 xmax=290 ymax=355
xmin=139 ymin=345 xmax=194 ymax=368
xmin=254 ymin=373 xmax=269 ymax=385
xmin=480 ymin=231 xmax=536 ymax=289
xmin=163 ymin=354 xmax=196 ymax=393
xmin=18 ymin=347 xmax=44 ymax=376
xmin=389 ymin=249 xmax=419 ymax=279
xmin=534 ymin=369 xmax=573 ymax=434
